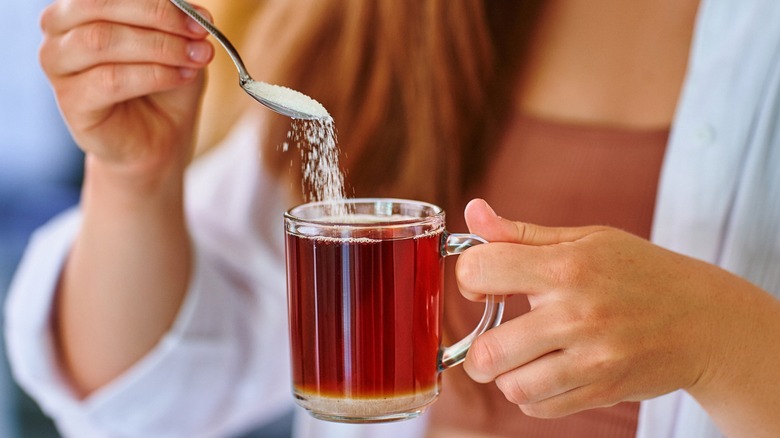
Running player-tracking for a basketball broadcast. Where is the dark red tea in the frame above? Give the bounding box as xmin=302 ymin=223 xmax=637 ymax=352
xmin=286 ymin=228 xmax=444 ymax=413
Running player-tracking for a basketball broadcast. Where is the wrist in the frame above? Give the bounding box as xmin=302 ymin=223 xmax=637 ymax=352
xmin=82 ymin=152 xmax=187 ymax=204
xmin=685 ymin=274 xmax=780 ymax=437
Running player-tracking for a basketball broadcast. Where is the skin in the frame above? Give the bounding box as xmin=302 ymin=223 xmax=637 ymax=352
xmin=456 ymin=2 xmax=780 ymax=436
xmin=459 ymin=199 xmax=780 ymax=438
xmin=38 ymin=0 xmax=780 ymax=436
xmin=39 ymin=0 xmax=214 ymax=394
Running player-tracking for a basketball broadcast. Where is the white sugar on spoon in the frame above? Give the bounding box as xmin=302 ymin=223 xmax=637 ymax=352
xmin=243 ymin=82 xmax=330 ymax=120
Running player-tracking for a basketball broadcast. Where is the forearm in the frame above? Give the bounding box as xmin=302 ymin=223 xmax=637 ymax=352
xmin=57 ymin=156 xmax=192 ymax=396
xmin=688 ymin=275 xmax=780 ymax=438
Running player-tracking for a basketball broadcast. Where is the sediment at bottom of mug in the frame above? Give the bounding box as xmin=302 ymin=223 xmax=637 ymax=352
xmin=294 ymin=389 xmax=438 ymax=423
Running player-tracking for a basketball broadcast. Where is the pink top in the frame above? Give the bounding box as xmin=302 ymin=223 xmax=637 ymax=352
xmin=430 ymin=110 xmax=669 ymax=437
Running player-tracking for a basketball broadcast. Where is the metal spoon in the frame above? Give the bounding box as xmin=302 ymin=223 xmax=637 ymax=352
xmin=169 ymin=0 xmax=329 ymax=120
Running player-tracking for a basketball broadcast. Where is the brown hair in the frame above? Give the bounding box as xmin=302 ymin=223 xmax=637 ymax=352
xmin=242 ymin=0 xmax=543 ymax=208
xmin=227 ymin=1 xmax=544 ymax=422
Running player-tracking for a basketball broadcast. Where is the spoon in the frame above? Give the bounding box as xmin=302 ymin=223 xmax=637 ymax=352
xmin=169 ymin=0 xmax=329 ymax=120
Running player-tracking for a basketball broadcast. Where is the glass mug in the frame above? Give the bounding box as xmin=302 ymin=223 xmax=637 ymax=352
xmin=284 ymin=198 xmax=505 ymax=423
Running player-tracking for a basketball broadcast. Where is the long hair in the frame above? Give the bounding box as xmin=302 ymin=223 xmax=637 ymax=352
xmin=222 ymin=0 xmax=544 ymax=419
xmin=242 ymin=0 xmax=543 ymax=208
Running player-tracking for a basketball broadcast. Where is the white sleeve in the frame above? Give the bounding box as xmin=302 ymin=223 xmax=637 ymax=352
xmin=4 ymin=117 xmax=294 ymax=438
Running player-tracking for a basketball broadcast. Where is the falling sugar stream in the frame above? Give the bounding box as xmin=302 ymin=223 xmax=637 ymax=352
xmin=284 ymin=117 xmax=349 ymax=217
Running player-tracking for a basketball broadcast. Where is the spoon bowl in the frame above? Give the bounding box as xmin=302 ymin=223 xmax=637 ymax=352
xmin=169 ymin=0 xmax=329 ymax=120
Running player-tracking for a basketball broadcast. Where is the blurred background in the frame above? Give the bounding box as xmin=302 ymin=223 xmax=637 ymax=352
xmin=1 ymin=1 xmax=83 ymax=437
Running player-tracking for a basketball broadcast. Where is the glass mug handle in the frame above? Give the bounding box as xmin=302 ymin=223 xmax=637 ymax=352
xmin=439 ymin=232 xmax=505 ymax=371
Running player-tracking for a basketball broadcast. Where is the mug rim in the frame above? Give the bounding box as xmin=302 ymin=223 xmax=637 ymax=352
xmin=284 ymin=198 xmax=444 ymax=229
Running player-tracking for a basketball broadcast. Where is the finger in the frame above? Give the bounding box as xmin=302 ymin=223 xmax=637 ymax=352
xmin=464 ymin=306 xmax=563 ymax=383
xmin=517 ymin=383 xmax=618 ymax=419
xmin=41 ymin=0 xmax=211 ymax=38
xmin=464 ymin=198 xmax=607 ymax=245
xmin=499 ymin=348 xmax=631 ymax=418
xmin=493 ymin=350 xmax=587 ymax=406
xmin=56 ymin=63 xmax=200 ymax=127
xmin=456 ymin=241 xmax=576 ymax=298
xmin=43 ymin=23 xmax=214 ymax=76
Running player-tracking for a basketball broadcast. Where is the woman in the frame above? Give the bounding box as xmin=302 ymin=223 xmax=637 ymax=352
xmin=6 ymin=0 xmax=780 ymax=437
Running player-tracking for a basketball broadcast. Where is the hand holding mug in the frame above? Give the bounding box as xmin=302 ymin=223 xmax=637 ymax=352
xmin=458 ymin=199 xmax=757 ymax=419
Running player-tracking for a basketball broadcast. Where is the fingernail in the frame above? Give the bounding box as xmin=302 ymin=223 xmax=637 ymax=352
xmin=186 ymin=7 xmax=213 ymax=35
xmin=478 ymin=199 xmax=498 ymax=217
xmin=187 ymin=17 xmax=208 ymax=35
xmin=187 ymin=41 xmax=212 ymax=63
xmin=180 ymin=68 xmax=197 ymax=79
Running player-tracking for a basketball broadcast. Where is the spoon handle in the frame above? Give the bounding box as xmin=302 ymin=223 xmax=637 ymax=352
xmin=168 ymin=0 xmax=252 ymax=82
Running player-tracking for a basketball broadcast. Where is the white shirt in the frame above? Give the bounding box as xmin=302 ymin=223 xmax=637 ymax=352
xmin=6 ymin=0 xmax=780 ymax=437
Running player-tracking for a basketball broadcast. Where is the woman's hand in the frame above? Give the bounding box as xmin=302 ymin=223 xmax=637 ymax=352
xmin=458 ymin=199 xmax=780 ymax=437
xmin=41 ymin=0 xmax=216 ymax=395
xmin=39 ymin=0 xmax=214 ymax=177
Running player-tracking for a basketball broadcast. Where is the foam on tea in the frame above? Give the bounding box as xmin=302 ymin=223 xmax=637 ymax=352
xmin=316 ymin=214 xmax=419 ymax=224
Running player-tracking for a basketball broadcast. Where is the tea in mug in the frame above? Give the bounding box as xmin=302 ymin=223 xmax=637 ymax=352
xmin=286 ymin=225 xmax=444 ymax=421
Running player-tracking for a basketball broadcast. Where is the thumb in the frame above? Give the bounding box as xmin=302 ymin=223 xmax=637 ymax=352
xmin=463 ymin=198 xmax=604 ymax=245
